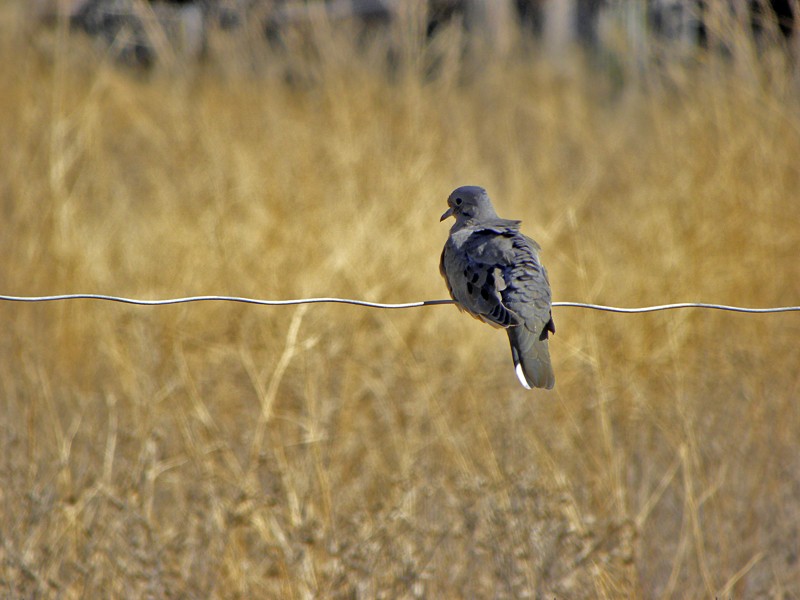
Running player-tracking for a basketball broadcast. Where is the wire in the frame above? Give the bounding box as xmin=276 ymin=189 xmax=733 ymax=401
xmin=0 ymin=294 xmax=798 ymax=313
xmin=0 ymin=294 xmax=450 ymax=308
xmin=553 ymin=302 xmax=800 ymax=314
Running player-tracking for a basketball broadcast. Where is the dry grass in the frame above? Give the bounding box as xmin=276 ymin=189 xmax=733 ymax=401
xmin=2 ymin=6 xmax=800 ymax=599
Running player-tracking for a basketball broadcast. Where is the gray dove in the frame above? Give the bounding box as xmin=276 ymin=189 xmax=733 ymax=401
xmin=440 ymin=185 xmax=555 ymax=389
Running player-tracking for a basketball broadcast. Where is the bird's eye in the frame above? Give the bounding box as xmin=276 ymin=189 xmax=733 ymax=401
xmin=454 ymin=197 xmax=463 ymax=206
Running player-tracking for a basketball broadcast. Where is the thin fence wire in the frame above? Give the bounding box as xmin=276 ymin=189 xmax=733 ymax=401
xmin=1 ymin=294 xmax=798 ymax=314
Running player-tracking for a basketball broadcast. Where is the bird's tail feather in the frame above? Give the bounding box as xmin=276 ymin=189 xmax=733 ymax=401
xmin=507 ymin=326 xmax=555 ymax=390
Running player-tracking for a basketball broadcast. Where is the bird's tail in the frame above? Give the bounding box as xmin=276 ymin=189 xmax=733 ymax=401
xmin=507 ymin=325 xmax=555 ymax=390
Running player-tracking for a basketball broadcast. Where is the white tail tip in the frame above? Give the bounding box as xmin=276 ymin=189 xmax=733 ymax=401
xmin=515 ymin=362 xmax=532 ymax=390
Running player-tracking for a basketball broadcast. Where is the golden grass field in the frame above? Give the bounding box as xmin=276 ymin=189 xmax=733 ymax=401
xmin=1 ymin=5 xmax=799 ymax=598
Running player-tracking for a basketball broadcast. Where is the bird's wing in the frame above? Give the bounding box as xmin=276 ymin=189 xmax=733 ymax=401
xmin=441 ymin=223 xmax=527 ymax=329
xmin=501 ymin=231 xmax=555 ymax=340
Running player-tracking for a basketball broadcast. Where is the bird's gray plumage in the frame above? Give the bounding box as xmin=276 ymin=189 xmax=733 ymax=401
xmin=440 ymin=185 xmax=555 ymax=390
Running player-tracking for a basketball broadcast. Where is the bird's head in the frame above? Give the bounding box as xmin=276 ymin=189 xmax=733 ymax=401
xmin=440 ymin=185 xmax=499 ymax=224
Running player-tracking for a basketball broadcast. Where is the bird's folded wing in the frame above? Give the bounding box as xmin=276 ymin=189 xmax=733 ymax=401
xmin=443 ymin=228 xmax=525 ymax=329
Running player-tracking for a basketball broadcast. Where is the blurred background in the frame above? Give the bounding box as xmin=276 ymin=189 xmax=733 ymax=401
xmin=1 ymin=1 xmax=799 ymax=597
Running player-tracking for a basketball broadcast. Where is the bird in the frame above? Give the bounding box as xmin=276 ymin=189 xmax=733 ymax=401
xmin=439 ymin=185 xmax=555 ymax=390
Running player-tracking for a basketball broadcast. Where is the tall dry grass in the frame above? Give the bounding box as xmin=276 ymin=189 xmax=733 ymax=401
xmin=1 ymin=5 xmax=799 ymax=598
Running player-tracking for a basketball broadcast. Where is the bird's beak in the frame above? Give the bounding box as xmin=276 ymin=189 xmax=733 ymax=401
xmin=440 ymin=207 xmax=454 ymax=222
